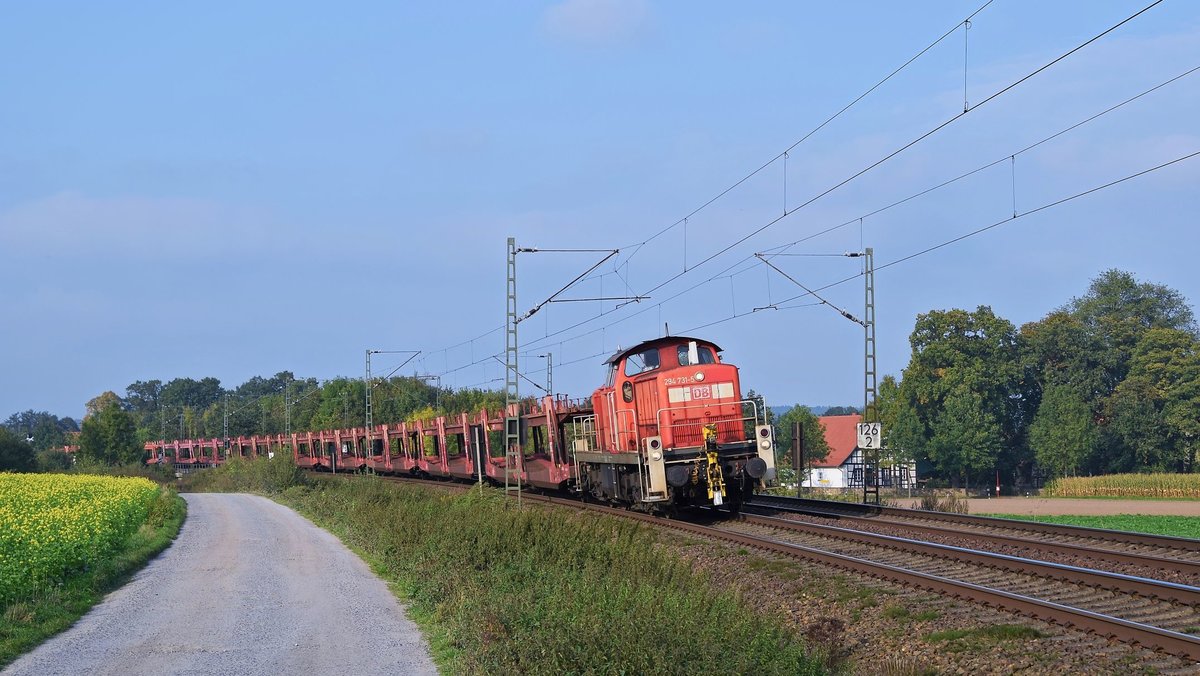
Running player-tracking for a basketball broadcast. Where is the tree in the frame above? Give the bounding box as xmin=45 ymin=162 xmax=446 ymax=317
xmin=822 ymin=406 xmax=859 ymax=416
xmin=78 ymin=399 xmax=142 ymax=465
xmin=1066 ymin=269 xmax=1196 ymax=390
xmin=160 ymin=377 xmax=223 ymax=410
xmin=2 ymin=410 xmax=79 ymax=452
xmin=891 ymin=306 xmax=1022 ymax=487
xmin=773 ymin=405 xmax=831 ymax=469
xmin=124 ymin=380 xmax=163 ymax=413
xmin=85 ymin=391 xmax=124 ymax=417
xmin=1028 ymin=384 xmax=1095 ymax=478
xmin=0 ymin=427 xmax=36 ymax=472
xmin=36 ymin=448 xmax=74 ymax=472
xmin=1105 ymin=328 xmax=1200 ymax=473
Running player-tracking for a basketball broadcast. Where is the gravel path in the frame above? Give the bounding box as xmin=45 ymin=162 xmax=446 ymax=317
xmin=3 ymin=493 xmax=437 ymax=676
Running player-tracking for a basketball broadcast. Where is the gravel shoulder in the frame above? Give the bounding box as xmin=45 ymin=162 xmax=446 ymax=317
xmin=892 ymin=496 xmax=1200 ymax=516
xmin=3 ymin=493 xmax=436 ymax=676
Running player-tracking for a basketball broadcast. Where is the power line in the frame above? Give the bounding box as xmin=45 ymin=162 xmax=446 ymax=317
xmin=759 ymin=62 xmax=1200 ymax=258
xmin=640 ymin=0 xmax=1166 ymax=297
xmin=490 ymin=0 xmax=1169 ymax=365
xmin=762 ymin=147 xmax=1200 ymax=312
xmin=423 ymin=1 xmax=1168 ymax=389
xmin=621 ymin=0 xmax=997 ymax=264
xmin=406 ymin=1 xmax=997 ymax=366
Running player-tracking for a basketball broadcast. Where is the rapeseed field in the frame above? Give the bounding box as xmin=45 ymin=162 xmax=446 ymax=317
xmin=0 ymin=474 xmax=159 ymax=603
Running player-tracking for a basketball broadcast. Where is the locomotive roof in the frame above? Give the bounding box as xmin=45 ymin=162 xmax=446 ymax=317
xmin=603 ymin=335 xmax=723 ymax=365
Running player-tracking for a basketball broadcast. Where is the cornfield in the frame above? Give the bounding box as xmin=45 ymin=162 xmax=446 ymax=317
xmin=1044 ymin=473 xmax=1200 ymax=499
xmin=0 ymin=473 xmax=159 ymax=603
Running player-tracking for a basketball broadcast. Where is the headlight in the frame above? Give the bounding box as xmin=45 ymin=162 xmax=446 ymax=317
xmin=694 ymin=371 xmax=705 ymax=381
xmin=759 ymin=440 xmax=772 ymax=451
xmin=651 ymin=451 xmax=662 ymax=461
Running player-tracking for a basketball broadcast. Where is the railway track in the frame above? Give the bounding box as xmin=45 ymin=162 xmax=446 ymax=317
xmin=363 ymin=476 xmax=1200 ymax=663
xmin=536 ymin=497 xmax=1200 ymax=662
xmin=743 ymin=495 xmax=1200 ymax=585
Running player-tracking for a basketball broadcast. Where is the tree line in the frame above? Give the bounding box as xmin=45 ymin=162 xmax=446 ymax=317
xmin=879 ymin=269 xmax=1198 ymax=488
xmin=4 ymin=268 xmax=1193 ymax=486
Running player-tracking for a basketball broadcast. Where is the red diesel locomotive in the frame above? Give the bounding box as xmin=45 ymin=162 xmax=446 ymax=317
xmin=575 ymin=335 xmax=776 ymax=510
xmin=147 ymin=335 xmax=776 ymax=512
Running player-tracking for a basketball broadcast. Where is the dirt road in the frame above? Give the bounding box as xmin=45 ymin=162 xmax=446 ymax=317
xmin=892 ymin=496 xmax=1200 ymax=516
xmin=3 ymin=493 xmax=437 ymax=676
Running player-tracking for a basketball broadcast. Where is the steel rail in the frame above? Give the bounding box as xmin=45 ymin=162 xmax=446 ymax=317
xmin=735 ymin=512 xmax=1200 ymax=605
xmin=741 ymin=502 xmax=1200 ymax=578
xmin=753 ymin=495 xmax=1200 ymax=553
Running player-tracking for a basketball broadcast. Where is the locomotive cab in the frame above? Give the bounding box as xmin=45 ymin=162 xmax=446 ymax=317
xmin=574 ymin=335 xmax=776 ymax=511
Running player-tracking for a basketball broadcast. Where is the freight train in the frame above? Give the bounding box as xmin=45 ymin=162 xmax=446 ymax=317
xmin=147 ymin=335 xmax=776 ymax=512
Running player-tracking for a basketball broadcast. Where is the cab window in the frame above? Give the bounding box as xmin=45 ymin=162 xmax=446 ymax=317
xmin=677 ymin=344 xmax=716 ymax=366
xmin=623 ymin=348 xmax=660 ymax=377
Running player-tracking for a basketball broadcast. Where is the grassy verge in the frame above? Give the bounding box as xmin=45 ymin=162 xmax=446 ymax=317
xmin=982 ymin=513 xmax=1200 ymax=539
xmin=0 ymin=486 xmax=187 ymax=668
xmin=185 ymin=458 xmax=824 ymax=675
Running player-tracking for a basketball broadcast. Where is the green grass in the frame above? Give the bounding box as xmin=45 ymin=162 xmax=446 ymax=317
xmin=982 ymin=514 xmax=1200 ymax=539
xmin=186 ymin=458 xmax=824 ymax=675
xmin=883 ymin=604 xmax=938 ymax=623
xmin=0 ymin=487 xmax=186 ymax=668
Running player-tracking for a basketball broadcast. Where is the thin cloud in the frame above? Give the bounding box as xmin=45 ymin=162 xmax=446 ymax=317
xmin=543 ymin=0 xmax=650 ymax=47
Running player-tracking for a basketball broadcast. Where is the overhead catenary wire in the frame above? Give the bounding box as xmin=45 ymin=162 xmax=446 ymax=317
xmin=758 ymin=61 xmax=1200 ymax=259
xmin=503 ymin=0 xmax=1171 ymax=360
xmin=420 ymin=1 xmax=1170 ymax=388
xmin=426 ymin=56 xmax=1194 ymax=384
xmin=767 ymin=148 xmax=1200 ymax=310
xmin=621 ymin=0 xmax=996 ymax=265
xmin=638 ymin=0 xmax=1165 ymax=297
xmin=407 ymin=1 xmax=998 ymax=362
xmin=755 ymin=254 xmax=865 ymax=326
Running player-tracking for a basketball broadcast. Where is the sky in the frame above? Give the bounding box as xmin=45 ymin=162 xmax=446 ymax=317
xmin=1 ymin=1 xmax=1198 ymax=421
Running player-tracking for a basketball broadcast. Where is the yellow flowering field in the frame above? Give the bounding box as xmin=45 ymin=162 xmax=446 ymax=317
xmin=0 ymin=473 xmax=159 ymax=603
xmin=1044 ymin=473 xmax=1200 ymax=499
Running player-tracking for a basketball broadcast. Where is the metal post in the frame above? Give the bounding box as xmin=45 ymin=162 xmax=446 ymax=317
xmin=223 ymin=394 xmax=229 ymax=459
xmin=365 ymin=350 xmax=374 ymax=473
xmin=862 ymin=247 xmax=879 ymax=505
xmin=285 ymin=377 xmax=291 ymax=438
xmin=792 ymin=420 xmax=802 ymax=498
xmin=505 ymin=237 xmax=521 ymax=504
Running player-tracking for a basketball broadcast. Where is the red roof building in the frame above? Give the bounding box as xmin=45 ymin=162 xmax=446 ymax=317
xmin=800 ymin=413 xmax=915 ymax=490
xmin=813 ymin=414 xmax=861 ymax=468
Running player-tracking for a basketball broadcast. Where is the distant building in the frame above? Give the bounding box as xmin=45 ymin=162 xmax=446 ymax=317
xmin=800 ymin=414 xmax=915 ymax=490
xmin=62 ymin=431 xmax=80 ymax=455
